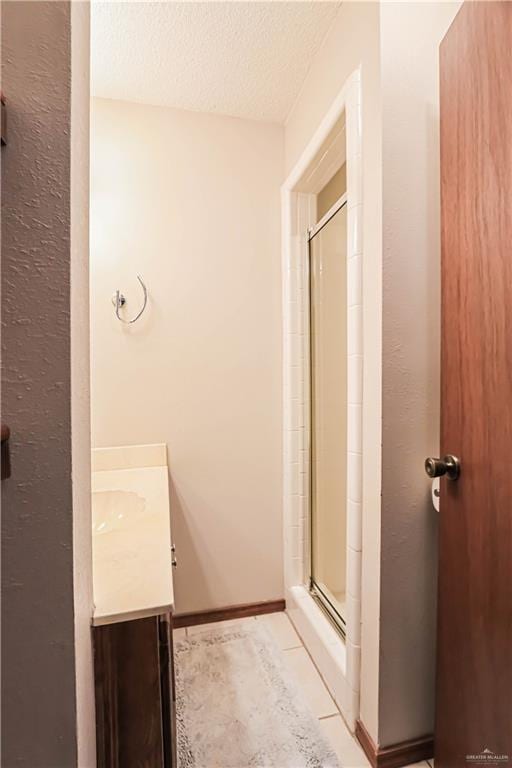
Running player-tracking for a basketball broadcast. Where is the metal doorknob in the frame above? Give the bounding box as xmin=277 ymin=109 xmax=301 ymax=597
xmin=425 ymin=455 xmax=460 ymax=481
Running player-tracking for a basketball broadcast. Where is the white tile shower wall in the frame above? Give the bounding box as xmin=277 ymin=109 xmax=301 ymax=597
xmin=282 ymin=70 xmax=363 ymax=730
xmin=344 ymin=75 xmax=363 ymax=719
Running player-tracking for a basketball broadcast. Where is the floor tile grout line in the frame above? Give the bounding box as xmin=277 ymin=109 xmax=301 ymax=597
xmin=281 ymin=616 xmax=369 ymax=761
xmin=290 ymin=634 xmax=341 ymax=716
xmin=281 ymin=645 xmax=339 ymax=721
xmin=257 ymin=612 xmax=304 ymax=653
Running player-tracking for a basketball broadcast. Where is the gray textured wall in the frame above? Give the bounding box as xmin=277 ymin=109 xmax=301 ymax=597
xmin=379 ymin=1 xmax=462 ymax=747
xmin=1 ymin=3 xmax=90 ymax=765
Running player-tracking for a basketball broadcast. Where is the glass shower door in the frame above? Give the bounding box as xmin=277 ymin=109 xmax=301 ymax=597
xmin=309 ymin=200 xmax=347 ymax=632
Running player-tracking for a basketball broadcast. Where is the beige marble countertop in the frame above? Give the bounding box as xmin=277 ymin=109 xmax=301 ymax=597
xmin=91 ymin=444 xmax=174 ymax=626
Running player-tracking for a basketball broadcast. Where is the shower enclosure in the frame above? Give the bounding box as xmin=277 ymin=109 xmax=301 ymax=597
xmin=308 ymin=195 xmax=347 ymax=633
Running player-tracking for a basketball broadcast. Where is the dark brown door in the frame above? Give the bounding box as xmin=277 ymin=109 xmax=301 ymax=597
xmin=437 ymin=3 xmax=512 ymax=766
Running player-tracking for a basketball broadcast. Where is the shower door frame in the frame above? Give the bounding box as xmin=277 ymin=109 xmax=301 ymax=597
xmin=281 ymin=69 xmax=364 ymax=729
xmin=308 ymin=193 xmax=348 ymax=637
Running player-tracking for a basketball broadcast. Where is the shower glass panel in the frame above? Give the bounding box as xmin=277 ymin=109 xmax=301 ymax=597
xmin=309 ymin=199 xmax=347 ymax=632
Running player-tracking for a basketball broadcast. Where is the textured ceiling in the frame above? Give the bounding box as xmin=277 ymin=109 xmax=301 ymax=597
xmin=91 ymin=1 xmax=340 ymax=123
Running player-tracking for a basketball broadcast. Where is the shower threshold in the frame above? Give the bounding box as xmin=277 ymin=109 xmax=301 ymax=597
xmin=309 ymin=580 xmax=346 ymax=639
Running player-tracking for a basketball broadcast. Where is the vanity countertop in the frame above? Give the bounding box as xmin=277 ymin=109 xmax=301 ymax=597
xmin=91 ymin=443 xmax=174 ymax=627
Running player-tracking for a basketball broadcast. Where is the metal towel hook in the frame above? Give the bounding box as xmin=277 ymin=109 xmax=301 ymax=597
xmin=112 ymin=274 xmax=148 ymax=324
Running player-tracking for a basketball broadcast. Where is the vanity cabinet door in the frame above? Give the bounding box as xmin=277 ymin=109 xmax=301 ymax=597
xmin=94 ymin=623 xmax=120 ymax=768
xmin=94 ymin=614 xmax=176 ymax=768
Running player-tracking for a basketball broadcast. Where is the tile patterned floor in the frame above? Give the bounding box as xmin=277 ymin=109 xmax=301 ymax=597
xmin=174 ymin=612 xmax=431 ymax=768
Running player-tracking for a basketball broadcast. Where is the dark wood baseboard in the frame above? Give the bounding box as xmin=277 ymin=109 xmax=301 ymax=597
xmin=173 ymin=599 xmax=285 ymax=629
xmin=356 ymin=720 xmax=434 ymax=768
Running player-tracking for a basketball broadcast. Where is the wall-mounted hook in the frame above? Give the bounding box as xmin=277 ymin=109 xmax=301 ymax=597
xmin=112 ymin=275 xmax=148 ymax=324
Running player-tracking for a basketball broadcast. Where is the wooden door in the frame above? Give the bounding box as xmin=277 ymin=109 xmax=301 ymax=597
xmin=437 ymin=3 xmax=512 ymax=766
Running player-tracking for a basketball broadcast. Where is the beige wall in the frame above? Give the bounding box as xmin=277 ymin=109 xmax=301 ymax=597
xmin=379 ymin=1 xmax=462 ymax=746
xmin=1 ymin=2 xmax=94 ymax=765
xmin=285 ymin=1 xmax=383 ymax=742
xmin=90 ymin=98 xmax=284 ymax=613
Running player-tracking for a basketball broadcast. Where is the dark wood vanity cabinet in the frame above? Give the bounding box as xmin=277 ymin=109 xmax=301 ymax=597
xmin=93 ymin=613 xmax=177 ymax=768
